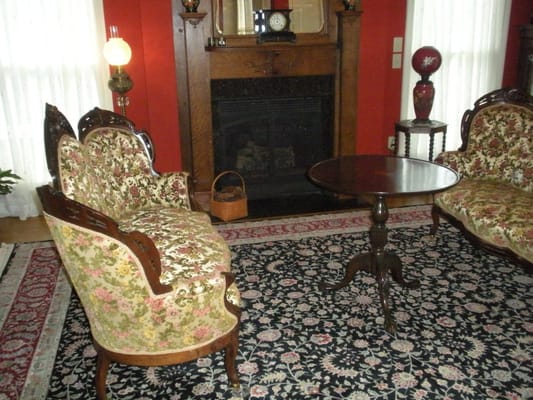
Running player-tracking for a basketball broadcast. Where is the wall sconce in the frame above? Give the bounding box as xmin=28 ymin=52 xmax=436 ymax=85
xmin=103 ymin=26 xmax=133 ymax=116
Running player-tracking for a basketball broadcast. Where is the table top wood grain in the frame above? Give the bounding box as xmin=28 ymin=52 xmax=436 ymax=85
xmin=308 ymin=155 xmax=459 ymax=197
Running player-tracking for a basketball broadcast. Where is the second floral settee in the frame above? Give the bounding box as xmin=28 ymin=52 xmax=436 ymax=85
xmin=431 ymin=88 xmax=532 ymax=268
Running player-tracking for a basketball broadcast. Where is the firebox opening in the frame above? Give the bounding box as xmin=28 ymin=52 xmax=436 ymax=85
xmin=212 ymin=76 xmax=334 ymax=200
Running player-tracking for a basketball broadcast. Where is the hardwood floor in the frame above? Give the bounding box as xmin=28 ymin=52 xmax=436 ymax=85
xmin=0 ymin=194 xmax=431 ymax=244
xmin=0 ymin=216 xmax=51 ymax=243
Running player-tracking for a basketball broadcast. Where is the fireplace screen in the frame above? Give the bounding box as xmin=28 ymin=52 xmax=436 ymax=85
xmin=212 ymin=77 xmax=333 ymax=200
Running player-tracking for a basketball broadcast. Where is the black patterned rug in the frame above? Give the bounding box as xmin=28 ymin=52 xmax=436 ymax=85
xmin=44 ymin=222 xmax=532 ymax=399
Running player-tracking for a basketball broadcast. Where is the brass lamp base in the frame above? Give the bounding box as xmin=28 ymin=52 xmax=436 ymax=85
xmin=108 ymin=67 xmax=133 ymax=115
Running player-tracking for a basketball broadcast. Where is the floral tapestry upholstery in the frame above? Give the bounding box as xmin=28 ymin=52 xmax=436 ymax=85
xmin=434 ymin=180 xmax=533 ymax=262
xmin=118 ymin=207 xmax=240 ymax=300
xmin=57 ymin=128 xmax=191 ymax=221
xmin=434 ymin=99 xmax=532 ymax=263
xmin=45 ymin=213 xmax=239 ymax=355
xmin=435 ymin=103 xmax=532 ymax=192
xmin=57 ymin=135 xmax=98 ymax=209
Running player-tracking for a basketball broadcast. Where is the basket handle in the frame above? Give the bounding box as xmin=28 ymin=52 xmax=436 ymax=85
xmin=211 ymin=170 xmax=246 ymax=199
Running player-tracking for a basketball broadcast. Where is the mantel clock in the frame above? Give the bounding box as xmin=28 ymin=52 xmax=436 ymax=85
xmin=255 ymin=9 xmax=296 ymax=43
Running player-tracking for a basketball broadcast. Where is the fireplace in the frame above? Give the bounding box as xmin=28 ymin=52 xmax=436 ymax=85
xmin=172 ymin=4 xmax=362 ymax=208
xmin=211 ymin=76 xmax=334 ymax=199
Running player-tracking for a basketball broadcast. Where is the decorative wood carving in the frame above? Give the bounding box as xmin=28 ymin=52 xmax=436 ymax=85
xmin=171 ymin=0 xmax=362 ymax=202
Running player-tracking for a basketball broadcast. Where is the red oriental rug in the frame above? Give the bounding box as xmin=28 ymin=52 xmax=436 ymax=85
xmin=216 ymin=205 xmax=433 ymax=244
xmin=0 ymin=205 xmax=433 ymax=399
xmin=0 ymin=242 xmax=71 ymax=399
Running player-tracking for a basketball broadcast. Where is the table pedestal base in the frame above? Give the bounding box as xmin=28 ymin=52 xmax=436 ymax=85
xmin=319 ymin=195 xmax=420 ymax=333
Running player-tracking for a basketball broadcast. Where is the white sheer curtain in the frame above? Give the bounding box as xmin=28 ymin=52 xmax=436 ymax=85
xmin=400 ymin=0 xmax=511 ymax=159
xmin=0 ymin=0 xmax=112 ymax=219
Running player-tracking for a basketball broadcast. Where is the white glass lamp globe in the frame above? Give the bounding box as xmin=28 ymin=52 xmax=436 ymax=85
xmin=103 ymin=38 xmax=132 ymax=66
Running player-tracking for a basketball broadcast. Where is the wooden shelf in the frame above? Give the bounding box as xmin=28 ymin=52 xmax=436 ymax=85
xmin=210 ymin=45 xmax=337 ymax=79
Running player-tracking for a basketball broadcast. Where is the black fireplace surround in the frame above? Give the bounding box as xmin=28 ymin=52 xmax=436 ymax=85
xmin=211 ymin=76 xmax=334 ymax=200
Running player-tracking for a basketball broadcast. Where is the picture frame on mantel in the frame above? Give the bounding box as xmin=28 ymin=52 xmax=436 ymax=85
xmin=171 ymin=0 xmax=362 ymax=209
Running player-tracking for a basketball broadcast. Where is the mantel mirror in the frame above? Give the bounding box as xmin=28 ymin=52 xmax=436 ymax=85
xmin=215 ymin=0 xmax=325 ymax=36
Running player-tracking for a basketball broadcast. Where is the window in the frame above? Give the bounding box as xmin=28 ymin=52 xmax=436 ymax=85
xmin=0 ymin=0 xmax=112 ymax=218
xmin=400 ymin=0 xmax=511 ymax=159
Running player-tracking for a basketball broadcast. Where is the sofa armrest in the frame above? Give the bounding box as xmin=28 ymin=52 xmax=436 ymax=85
xmin=37 ymin=184 xmax=172 ymax=295
xmin=434 ymin=150 xmax=470 ymax=177
xmin=151 ymin=171 xmax=194 ymax=210
xmin=41 ymin=196 xmax=240 ymax=355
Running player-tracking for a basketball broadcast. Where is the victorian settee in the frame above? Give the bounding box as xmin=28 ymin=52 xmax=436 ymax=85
xmin=37 ymin=104 xmax=240 ymax=399
xmin=431 ymin=88 xmax=532 ymax=269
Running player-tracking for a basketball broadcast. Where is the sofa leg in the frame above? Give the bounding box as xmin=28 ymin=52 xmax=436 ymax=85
xmin=224 ymin=331 xmax=240 ymax=389
xmin=430 ymin=205 xmax=440 ymax=235
xmin=95 ymin=350 xmax=111 ymax=400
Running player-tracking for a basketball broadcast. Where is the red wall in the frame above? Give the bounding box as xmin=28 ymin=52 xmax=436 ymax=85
xmin=103 ymin=0 xmax=181 ymax=172
xmin=103 ymin=0 xmax=530 ymax=172
xmin=357 ymin=0 xmax=405 ymax=154
xmin=503 ymin=1 xmax=532 ymax=86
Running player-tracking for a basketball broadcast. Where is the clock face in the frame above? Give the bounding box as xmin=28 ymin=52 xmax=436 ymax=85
xmin=268 ymin=12 xmax=287 ymax=32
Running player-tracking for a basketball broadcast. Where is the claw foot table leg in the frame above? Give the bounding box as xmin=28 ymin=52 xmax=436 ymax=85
xmin=320 ymin=194 xmax=419 ymax=333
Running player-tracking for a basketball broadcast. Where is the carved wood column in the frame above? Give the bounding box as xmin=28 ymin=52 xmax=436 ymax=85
xmin=337 ymin=9 xmax=362 ymax=156
xmin=174 ymin=9 xmax=214 ymax=192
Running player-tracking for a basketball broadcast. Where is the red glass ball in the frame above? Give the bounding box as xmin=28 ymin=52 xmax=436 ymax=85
xmin=411 ymin=46 xmax=442 ymax=76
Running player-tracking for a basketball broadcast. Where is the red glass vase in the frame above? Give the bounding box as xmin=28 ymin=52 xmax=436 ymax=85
xmin=413 ymin=81 xmax=435 ymax=121
xmin=411 ymin=46 xmax=442 ymax=121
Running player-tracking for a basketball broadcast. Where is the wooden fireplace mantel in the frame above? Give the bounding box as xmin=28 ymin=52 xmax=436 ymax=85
xmin=171 ymin=0 xmax=362 ymax=205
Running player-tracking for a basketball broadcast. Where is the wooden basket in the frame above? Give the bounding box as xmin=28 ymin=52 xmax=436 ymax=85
xmin=210 ymin=171 xmax=248 ymax=222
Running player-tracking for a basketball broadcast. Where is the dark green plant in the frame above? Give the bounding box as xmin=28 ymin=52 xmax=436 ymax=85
xmin=0 ymin=169 xmax=22 ymax=195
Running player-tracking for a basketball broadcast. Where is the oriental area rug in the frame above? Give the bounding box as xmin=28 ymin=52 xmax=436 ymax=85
xmin=0 ymin=205 xmax=531 ymax=399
